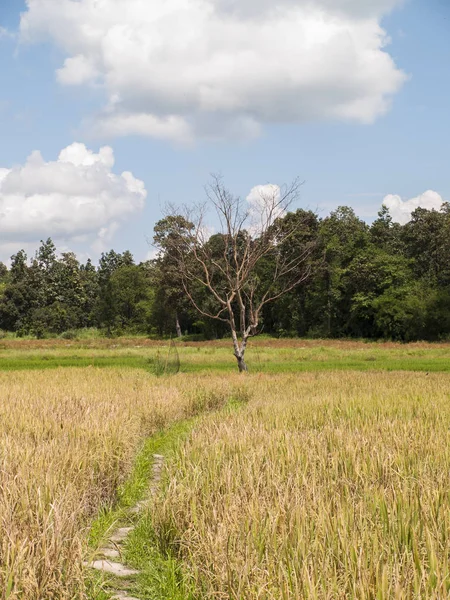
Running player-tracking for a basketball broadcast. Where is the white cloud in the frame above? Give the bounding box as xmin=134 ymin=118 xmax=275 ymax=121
xmin=247 ymin=184 xmax=281 ymax=211
xmin=57 ymin=54 xmax=99 ymax=86
xmin=383 ymin=190 xmax=445 ymax=225
xmin=246 ymin=184 xmax=284 ymax=236
xmin=145 ymin=247 xmax=159 ymax=262
xmin=20 ymin=0 xmax=406 ymax=142
xmin=0 ymin=142 xmax=147 ymax=259
xmin=93 ymin=113 xmax=194 ymax=144
xmin=215 ymin=0 xmax=403 ymax=19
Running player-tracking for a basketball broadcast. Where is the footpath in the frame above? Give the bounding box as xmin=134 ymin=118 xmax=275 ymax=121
xmin=85 ymin=454 xmax=165 ymax=600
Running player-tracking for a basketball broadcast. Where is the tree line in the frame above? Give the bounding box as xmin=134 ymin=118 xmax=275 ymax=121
xmin=1 ymin=201 xmax=449 ymax=342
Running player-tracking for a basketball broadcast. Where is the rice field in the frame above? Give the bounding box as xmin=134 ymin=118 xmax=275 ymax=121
xmin=1 ymin=341 xmax=450 ymax=599
xmin=0 ymin=368 xmax=235 ymax=599
xmin=146 ymin=371 xmax=450 ymax=600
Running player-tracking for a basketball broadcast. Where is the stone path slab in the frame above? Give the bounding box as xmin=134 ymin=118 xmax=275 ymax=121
xmin=110 ymin=527 xmax=134 ymax=543
xmin=111 ymin=592 xmax=140 ymax=600
xmin=89 ymin=560 xmax=139 ymax=577
xmin=99 ymin=547 xmax=120 ymax=559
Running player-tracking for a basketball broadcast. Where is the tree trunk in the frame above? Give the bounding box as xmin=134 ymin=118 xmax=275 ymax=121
xmin=233 ymin=339 xmax=249 ymax=373
xmin=235 ymin=353 xmax=248 ymax=373
xmin=175 ymin=313 xmax=182 ymax=338
xmin=231 ymin=329 xmax=249 ymax=373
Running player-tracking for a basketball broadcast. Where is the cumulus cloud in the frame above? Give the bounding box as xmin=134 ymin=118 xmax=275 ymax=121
xmin=0 ymin=142 xmax=147 ymax=258
xmin=383 ymin=190 xmax=445 ymax=225
xmin=247 ymin=183 xmax=282 ymax=215
xmin=246 ymin=184 xmax=285 ymax=236
xmin=216 ymin=0 xmax=403 ymax=19
xmin=20 ymin=0 xmax=406 ymax=142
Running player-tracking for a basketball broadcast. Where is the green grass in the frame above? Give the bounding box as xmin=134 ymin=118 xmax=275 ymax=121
xmin=88 ymin=419 xmax=195 ymax=550
xmin=120 ymin=428 xmax=199 ymax=600
xmin=0 ymin=355 xmax=148 ymax=371
xmin=124 ymin=517 xmax=198 ymax=600
xmin=0 ymin=341 xmax=450 ymax=373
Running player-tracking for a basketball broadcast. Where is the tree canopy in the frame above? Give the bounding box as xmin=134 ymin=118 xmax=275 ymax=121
xmin=0 ymin=200 xmax=449 ymax=345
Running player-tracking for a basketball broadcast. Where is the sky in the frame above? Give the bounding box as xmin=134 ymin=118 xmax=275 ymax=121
xmin=0 ymin=0 xmax=449 ymax=264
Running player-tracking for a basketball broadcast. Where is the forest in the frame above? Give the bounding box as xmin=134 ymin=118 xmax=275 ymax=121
xmin=1 ymin=202 xmax=449 ymax=342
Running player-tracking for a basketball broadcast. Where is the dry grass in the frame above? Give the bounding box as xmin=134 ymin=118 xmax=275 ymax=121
xmin=1 ymin=337 xmax=450 ymax=351
xmin=154 ymin=372 xmax=450 ymax=599
xmin=3 ymin=362 xmax=450 ymax=599
xmin=0 ymin=368 xmax=236 ymax=599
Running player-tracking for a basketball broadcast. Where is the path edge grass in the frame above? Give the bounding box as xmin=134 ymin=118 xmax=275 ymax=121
xmin=85 ymin=390 xmax=249 ymax=599
xmin=85 ymin=419 xmax=195 ymax=599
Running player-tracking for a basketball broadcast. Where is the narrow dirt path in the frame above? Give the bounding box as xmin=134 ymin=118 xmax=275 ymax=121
xmin=85 ymin=454 xmax=165 ymax=600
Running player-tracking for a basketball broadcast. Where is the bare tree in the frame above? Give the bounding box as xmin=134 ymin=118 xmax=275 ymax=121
xmin=154 ymin=176 xmax=314 ymax=372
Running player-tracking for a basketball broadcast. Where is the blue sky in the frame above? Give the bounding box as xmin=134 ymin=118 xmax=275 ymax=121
xmin=0 ymin=0 xmax=449 ymax=264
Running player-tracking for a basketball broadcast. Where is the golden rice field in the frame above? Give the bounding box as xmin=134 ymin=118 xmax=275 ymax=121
xmin=0 ymin=368 xmax=235 ymax=599
xmin=1 ymin=344 xmax=450 ymax=600
xmin=152 ymin=371 xmax=450 ymax=600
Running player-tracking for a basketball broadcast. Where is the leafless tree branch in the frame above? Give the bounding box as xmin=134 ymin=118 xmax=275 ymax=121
xmin=156 ymin=176 xmax=313 ymax=372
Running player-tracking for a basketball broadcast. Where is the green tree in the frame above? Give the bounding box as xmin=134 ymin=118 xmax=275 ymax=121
xmin=402 ymin=206 xmax=450 ymax=286
xmin=370 ymin=205 xmax=404 ymax=254
xmin=373 ymin=284 xmax=428 ymax=341
xmin=96 ymin=250 xmax=146 ymax=335
xmin=153 ymin=216 xmax=196 ymax=337
xmin=317 ymin=207 xmax=370 ymax=337
xmin=109 ymin=264 xmax=152 ymax=331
